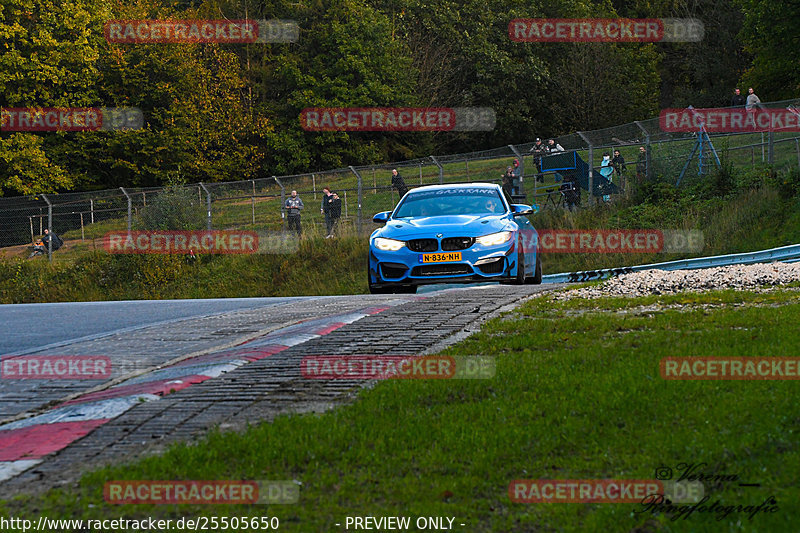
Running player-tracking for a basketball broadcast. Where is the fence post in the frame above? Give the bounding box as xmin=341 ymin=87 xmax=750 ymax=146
xmin=349 ymin=166 xmax=363 ymax=235
xmin=80 ymin=213 xmax=85 ymax=241
xmin=90 ymin=198 xmax=94 ymax=224
xmin=199 ymin=182 xmax=212 ymax=230
xmin=419 ymin=162 xmax=423 ymax=185
xmin=120 ymin=187 xmax=132 ymax=231
xmin=312 ymin=173 xmax=316 ymax=199
xmin=41 ymin=194 xmax=53 ymax=262
xmin=274 ymin=176 xmax=285 ymax=229
xmin=29 ymin=216 xmax=34 ymax=243
xmin=372 ymin=167 xmax=376 ymax=194
xmin=251 ymin=179 xmax=256 ymax=225
xmin=142 ymin=192 xmax=147 ymax=206
xmin=430 ymin=155 xmax=443 ymax=184
xmin=577 ymin=132 xmax=594 ymax=206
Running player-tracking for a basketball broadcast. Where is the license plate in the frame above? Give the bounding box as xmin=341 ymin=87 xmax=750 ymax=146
xmin=419 ymin=252 xmax=462 ymax=263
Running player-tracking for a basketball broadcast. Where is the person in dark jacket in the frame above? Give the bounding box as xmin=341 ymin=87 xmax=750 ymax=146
xmin=636 ymin=146 xmax=648 ymax=182
xmin=501 ymin=166 xmax=514 ymax=198
xmin=611 ymin=150 xmax=627 ymax=176
xmin=529 ymin=138 xmax=547 ymax=182
xmin=320 ymin=187 xmax=333 ymax=235
xmin=327 ymin=192 xmax=342 ymax=238
xmin=391 ymin=169 xmax=408 ymax=198
xmin=730 ymin=88 xmax=746 ymax=108
xmin=560 ymin=172 xmax=580 ymax=211
xmin=29 ymin=229 xmax=63 ymax=258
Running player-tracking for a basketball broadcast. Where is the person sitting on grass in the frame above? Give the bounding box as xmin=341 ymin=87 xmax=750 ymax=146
xmin=29 ymin=229 xmax=63 ymax=258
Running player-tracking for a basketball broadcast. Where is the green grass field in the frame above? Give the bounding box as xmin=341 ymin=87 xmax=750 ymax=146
xmin=2 ymin=288 xmax=798 ymax=532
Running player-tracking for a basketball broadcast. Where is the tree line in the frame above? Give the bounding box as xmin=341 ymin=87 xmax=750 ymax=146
xmin=0 ymin=0 xmax=796 ymax=196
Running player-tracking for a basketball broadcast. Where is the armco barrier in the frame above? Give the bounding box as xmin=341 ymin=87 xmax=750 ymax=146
xmin=542 ymin=243 xmax=800 ymax=284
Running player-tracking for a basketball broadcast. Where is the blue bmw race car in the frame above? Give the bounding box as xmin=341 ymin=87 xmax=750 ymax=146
xmin=368 ymin=183 xmax=541 ymax=294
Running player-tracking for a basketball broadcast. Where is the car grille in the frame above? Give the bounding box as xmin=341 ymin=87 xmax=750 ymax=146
xmin=407 ymin=239 xmax=438 ymax=252
xmin=441 ymin=237 xmax=474 ymax=251
xmin=475 ymin=257 xmax=505 ymax=274
xmin=412 ymin=264 xmax=473 ymax=276
xmin=380 ymin=263 xmax=408 ymax=279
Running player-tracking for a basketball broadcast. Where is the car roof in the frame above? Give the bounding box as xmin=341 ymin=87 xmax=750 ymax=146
xmin=405 ymin=183 xmax=501 ymax=193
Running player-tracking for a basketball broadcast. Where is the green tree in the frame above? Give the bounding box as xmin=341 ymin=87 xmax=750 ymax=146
xmin=736 ymin=0 xmax=800 ymax=100
xmin=0 ymin=0 xmax=109 ymax=195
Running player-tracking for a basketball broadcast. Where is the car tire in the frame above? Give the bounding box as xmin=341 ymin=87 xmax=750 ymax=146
xmin=527 ymin=254 xmax=542 ymax=284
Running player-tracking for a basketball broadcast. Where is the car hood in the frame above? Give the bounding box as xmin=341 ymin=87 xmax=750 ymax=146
xmin=375 ymin=215 xmax=513 ymax=239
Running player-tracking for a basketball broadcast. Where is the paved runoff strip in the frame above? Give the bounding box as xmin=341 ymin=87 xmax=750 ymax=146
xmin=0 ymin=303 xmax=396 ymax=483
xmin=0 ymin=285 xmax=558 ymax=493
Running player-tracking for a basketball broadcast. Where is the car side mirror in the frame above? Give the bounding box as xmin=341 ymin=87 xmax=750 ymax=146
xmin=511 ymin=204 xmax=537 ymax=216
xmin=372 ymin=211 xmax=391 ymax=224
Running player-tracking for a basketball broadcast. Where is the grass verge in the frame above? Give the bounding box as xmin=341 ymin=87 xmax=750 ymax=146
xmin=2 ymin=288 xmax=798 ymax=532
xmin=0 ymin=227 xmax=368 ymax=303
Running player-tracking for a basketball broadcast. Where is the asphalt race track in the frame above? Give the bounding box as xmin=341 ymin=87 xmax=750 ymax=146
xmin=0 ymin=284 xmax=561 ymax=493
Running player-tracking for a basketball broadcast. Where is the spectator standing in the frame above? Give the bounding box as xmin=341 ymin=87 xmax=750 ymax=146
xmin=391 ymin=169 xmax=408 ymax=198
xmin=327 ymin=192 xmax=342 ymax=238
xmin=530 ymin=138 xmax=547 ymax=182
xmin=746 ymin=87 xmax=761 ymax=111
xmin=501 ymin=166 xmax=514 ymax=198
xmin=611 ymin=149 xmax=628 ymax=193
xmin=284 ymin=190 xmax=304 ymax=235
xmin=511 ymin=158 xmax=522 ymax=195
xmin=320 ymin=187 xmax=332 ymax=235
xmin=636 ymin=146 xmax=647 ymax=182
xmin=548 ymin=139 xmax=565 ymax=152
xmin=611 ymin=149 xmax=627 ymax=176
xmin=731 ymin=88 xmax=746 ymax=107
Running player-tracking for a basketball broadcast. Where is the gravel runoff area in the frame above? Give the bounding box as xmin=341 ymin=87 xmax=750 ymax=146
xmin=552 ymin=262 xmax=800 ymax=299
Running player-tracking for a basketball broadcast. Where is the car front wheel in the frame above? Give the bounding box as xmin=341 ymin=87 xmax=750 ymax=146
xmin=512 ymin=242 xmax=526 ymax=285
xmin=526 ymin=254 xmax=542 ymax=284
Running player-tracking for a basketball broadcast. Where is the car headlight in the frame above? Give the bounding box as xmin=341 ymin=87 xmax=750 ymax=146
xmin=476 ymin=231 xmax=514 ymax=246
xmin=374 ymin=237 xmax=406 ymax=251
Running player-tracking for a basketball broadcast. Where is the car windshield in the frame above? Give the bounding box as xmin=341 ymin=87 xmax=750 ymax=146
xmin=393 ymin=188 xmax=506 ymax=218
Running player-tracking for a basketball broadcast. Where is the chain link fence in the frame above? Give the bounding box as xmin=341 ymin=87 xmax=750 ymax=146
xmin=3 ymin=99 xmax=800 ymax=255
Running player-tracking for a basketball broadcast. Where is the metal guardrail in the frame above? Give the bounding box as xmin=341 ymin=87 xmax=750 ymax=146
xmin=542 ymin=243 xmax=800 ymax=284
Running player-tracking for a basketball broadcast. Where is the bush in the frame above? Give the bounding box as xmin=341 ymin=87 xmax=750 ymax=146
xmin=773 ymin=168 xmax=800 ymax=200
xmin=134 ymin=186 xmax=207 ymax=230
